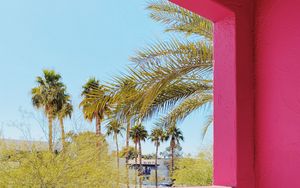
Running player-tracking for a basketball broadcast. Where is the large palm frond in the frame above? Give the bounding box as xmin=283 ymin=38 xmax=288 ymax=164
xmin=147 ymin=0 xmax=213 ymax=39
xmin=105 ymin=119 xmax=125 ymax=137
xmin=129 ymin=53 xmax=212 ymax=117
xmin=80 ymin=80 xmax=112 ymax=122
xmin=130 ymin=39 xmax=212 ymax=68
xmin=143 ymin=80 xmax=212 ymax=119
xmin=157 ymin=93 xmax=212 ymax=127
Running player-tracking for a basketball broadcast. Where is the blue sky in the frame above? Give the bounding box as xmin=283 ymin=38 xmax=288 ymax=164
xmin=0 ymin=0 xmax=212 ymax=156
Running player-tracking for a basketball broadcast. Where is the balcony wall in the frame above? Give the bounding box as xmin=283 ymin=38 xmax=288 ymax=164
xmin=255 ymin=0 xmax=300 ymax=187
xmin=171 ymin=0 xmax=300 ymax=188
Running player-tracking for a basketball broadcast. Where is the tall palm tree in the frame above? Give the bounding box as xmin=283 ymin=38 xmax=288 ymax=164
xmin=80 ymin=78 xmax=111 ymax=135
xmin=109 ymin=78 xmax=140 ymax=160
xmin=150 ymin=127 xmax=166 ymax=188
xmin=165 ymin=125 xmax=184 ymax=176
xmin=57 ymin=94 xmax=73 ymax=150
xmin=114 ymin=0 xmax=213 ymax=134
xmin=108 ymin=78 xmax=143 ymax=188
xmin=130 ymin=124 xmax=148 ymax=187
xmin=106 ymin=119 xmax=125 ymax=169
xmin=31 ymin=69 xmax=65 ymax=151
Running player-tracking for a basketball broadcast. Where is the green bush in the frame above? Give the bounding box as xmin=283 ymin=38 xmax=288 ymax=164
xmin=0 ymin=132 xmax=124 ymax=187
xmin=172 ymin=151 xmax=213 ymax=186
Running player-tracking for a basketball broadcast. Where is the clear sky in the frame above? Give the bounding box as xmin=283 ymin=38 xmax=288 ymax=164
xmin=0 ymin=0 xmax=212 ymax=156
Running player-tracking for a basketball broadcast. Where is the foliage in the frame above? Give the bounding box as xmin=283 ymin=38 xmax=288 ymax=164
xmin=21 ymin=1 xmax=215 ymax=187
xmin=149 ymin=127 xmax=166 ymax=147
xmin=149 ymin=126 xmax=166 ymax=187
xmin=142 ymin=153 xmax=156 ymax=159
xmin=89 ymin=0 xmax=215 ymax=136
xmin=57 ymin=92 xmax=73 ymax=150
xmin=0 ymin=132 xmax=124 ymax=187
xmin=146 ymin=0 xmax=212 ymax=39
xmin=119 ymin=146 xmax=137 ymax=160
xmin=106 ymin=119 xmax=125 ymax=168
xmin=31 ymin=69 xmax=67 ymax=151
xmin=172 ymin=151 xmax=213 ymax=186
xmin=106 ymin=119 xmax=125 ymax=138
xmin=129 ymin=124 xmax=148 ymax=145
xmin=160 ymin=144 xmax=183 ymax=158
xmin=80 ymin=78 xmax=111 ymax=135
xmin=166 ymin=125 xmax=184 ymax=146
xmin=123 ymin=0 xmax=213 ymax=124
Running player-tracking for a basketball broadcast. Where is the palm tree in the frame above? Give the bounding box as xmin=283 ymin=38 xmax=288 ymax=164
xmin=80 ymin=78 xmax=111 ymax=135
xmin=130 ymin=124 xmax=148 ymax=187
xmin=114 ymin=0 xmax=213 ymax=134
xmin=106 ymin=119 xmax=125 ymax=169
xmin=31 ymin=69 xmax=65 ymax=151
xmin=109 ymin=78 xmax=140 ymax=160
xmin=165 ymin=125 xmax=184 ymax=176
xmin=57 ymin=94 xmax=73 ymax=150
xmin=107 ymin=78 xmax=143 ymax=188
xmin=150 ymin=127 xmax=166 ymax=188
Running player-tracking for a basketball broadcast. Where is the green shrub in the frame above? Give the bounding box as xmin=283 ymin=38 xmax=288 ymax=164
xmin=0 ymin=132 xmax=123 ymax=187
xmin=172 ymin=151 xmax=213 ymax=186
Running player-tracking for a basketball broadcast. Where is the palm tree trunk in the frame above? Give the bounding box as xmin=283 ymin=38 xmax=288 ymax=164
xmin=95 ymin=115 xmax=101 ymax=136
xmin=115 ymin=135 xmax=120 ymax=169
xmin=170 ymin=140 xmax=175 ymax=176
xmin=59 ymin=117 xmax=65 ymax=150
xmin=126 ymin=118 xmax=130 ymax=188
xmin=155 ymin=143 xmax=159 ymax=188
xmin=115 ymin=134 xmax=120 ymax=188
xmin=138 ymin=139 xmax=142 ymax=188
xmin=48 ymin=111 xmax=53 ymax=152
xmin=126 ymin=119 xmax=130 ymax=161
xmin=134 ymin=142 xmax=138 ymax=188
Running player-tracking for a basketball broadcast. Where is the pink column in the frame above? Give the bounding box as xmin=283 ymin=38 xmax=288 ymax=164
xmin=170 ymin=1 xmax=255 ymax=187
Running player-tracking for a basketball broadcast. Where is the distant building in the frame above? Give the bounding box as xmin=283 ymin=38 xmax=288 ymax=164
xmin=127 ymin=158 xmax=169 ymax=177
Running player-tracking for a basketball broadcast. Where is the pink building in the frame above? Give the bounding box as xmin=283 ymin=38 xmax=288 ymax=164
xmin=171 ymin=0 xmax=300 ymax=188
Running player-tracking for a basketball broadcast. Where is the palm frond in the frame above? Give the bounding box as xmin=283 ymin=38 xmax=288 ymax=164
xmin=143 ymin=81 xmax=212 ymax=119
xmin=147 ymin=0 xmax=213 ymax=39
xmin=130 ymin=39 xmax=212 ymax=69
xmin=158 ymin=93 xmax=212 ymax=127
xmin=201 ymin=115 xmax=213 ymax=140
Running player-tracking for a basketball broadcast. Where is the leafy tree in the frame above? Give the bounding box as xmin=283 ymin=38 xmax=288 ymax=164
xmin=149 ymin=127 xmax=166 ymax=187
xmin=165 ymin=125 xmax=184 ymax=175
xmin=31 ymin=69 xmax=65 ymax=151
xmin=0 ymin=132 xmax=124 ymax=187
xmin=142 ymin=153 xmax=156 ymax=159
xmin=80 ymin=78 xmax=111 ymax=135
xmin=119 ymin=146 xmax=138 ymax=160
xmin=173 ymin=151 xmax=213 ymax=186
xmin=160 ymin=144 xmax=183 ymax=159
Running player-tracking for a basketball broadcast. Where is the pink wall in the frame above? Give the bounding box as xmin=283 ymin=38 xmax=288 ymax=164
xmin=255 ymin=0 xmax=300 ymax=187
xmin=172 ymin=0 xmax=300 ymax=187
xmin=171 ymin=0 xmax=255 ymax=187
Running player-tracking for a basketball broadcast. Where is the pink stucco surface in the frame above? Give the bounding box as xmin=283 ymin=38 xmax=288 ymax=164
xmin=171 ymin=0 xmax=300 ymax=188
xmin=171 ymin=0 xmax=255 ymax=188
xmin=255 ymin=0 xmax=300 ymax=187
